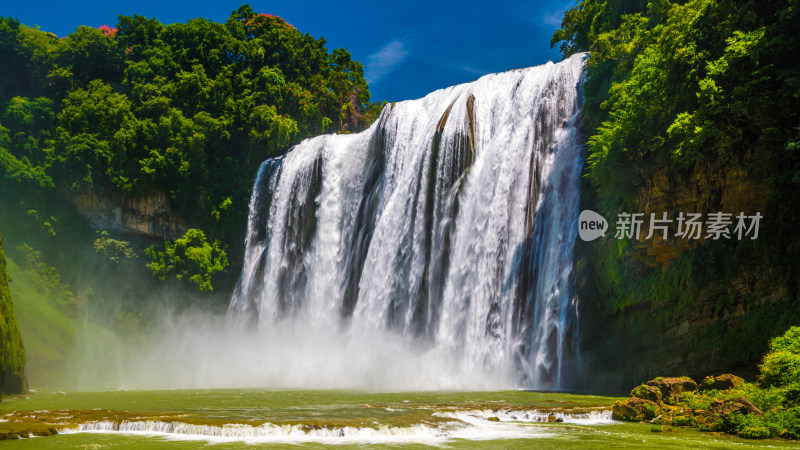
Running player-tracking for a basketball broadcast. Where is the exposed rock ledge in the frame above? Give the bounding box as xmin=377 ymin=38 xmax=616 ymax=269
xmin=69 ymin=190 xmax=188 ymax=241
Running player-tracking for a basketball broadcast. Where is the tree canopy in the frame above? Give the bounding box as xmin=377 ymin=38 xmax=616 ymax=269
xmin=0 ymin=5 xmax=383 ymax=291
xmin=552 ymin=0 xmax=799 ymax=211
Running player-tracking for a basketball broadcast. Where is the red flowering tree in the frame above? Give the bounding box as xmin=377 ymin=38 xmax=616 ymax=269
xmin=243 ymin=13 xmax=296 ymax=39
xmin=98 ymin=24 xmax=117 ymax=38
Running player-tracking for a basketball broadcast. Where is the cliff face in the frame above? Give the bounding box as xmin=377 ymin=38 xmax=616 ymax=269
xmin=69 ymin=190 xmax=188 ymax=240
xmin=0 ymin=231 xmax=28 ymax=395
xmin=577 ymin=159 xmax=799 ymax=389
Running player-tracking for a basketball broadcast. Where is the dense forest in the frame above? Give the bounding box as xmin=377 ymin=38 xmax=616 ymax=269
xmin=552 ymin=0 xmax=800 ymax=383
xmin=0 ymin=4 xmax=381 ymax=293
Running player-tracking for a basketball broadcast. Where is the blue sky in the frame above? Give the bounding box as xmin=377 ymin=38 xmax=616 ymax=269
xmin=3 ymin=1 xmax=572 ymax=102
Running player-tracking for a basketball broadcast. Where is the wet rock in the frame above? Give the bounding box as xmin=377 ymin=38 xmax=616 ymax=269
xmin=612 ymin=397 xmax=659 ymax=421
xmin=645 ymin=377 xmax=697 ymax=399
xmin=547 ymin=414 xmax=558 ymax=422
xmin=699 ymin=374 xmax=745 ymax=391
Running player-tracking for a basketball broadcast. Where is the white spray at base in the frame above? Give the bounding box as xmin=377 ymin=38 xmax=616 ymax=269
xmin=77 ymin=54 xmax=586 ymax=391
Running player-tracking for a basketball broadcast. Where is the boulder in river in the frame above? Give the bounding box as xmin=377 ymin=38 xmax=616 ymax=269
xmin=645 ymin=377 xmax=697 ymax=403
xmin=612 ymin=397 xmax=659 ymax=421
xmin=630 ymin=384 xmax=663 ymax=403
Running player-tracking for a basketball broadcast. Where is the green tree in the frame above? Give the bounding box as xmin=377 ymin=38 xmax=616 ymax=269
xmin=93 ymin=231 xmax=136 ymax=264
xmin=761 ymin=327 xmax=800 ymax=389
xmin=144 ymin=229 xmax=228 ymax=292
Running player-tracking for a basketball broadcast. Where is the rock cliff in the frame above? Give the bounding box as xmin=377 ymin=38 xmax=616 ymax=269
xmin=69 ymin=190 xmax=188 ymax=240
xmin=576 ymin=158 xmax=798 ymax=389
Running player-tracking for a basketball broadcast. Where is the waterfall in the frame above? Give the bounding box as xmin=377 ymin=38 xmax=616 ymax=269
xmin=230 ymin=53 xmax=586 ymax=389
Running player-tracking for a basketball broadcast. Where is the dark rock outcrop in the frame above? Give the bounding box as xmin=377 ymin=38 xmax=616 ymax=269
xmin=69 ymin=190 xmax=188 ymax=240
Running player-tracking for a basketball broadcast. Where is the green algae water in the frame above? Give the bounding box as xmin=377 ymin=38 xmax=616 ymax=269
xmin=1 ymin=389 xmax=795 ymax=448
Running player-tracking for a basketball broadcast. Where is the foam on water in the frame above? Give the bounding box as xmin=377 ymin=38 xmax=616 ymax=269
xmin=66 ymin=409 xmax=609 ymax=445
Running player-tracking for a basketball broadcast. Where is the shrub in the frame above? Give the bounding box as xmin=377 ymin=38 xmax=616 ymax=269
xmin=744 ymin=385 xmax=786 ymax=412
xmin=784 ymin=387 xmax=800 ymax=408
xmin=93 ymin=231 xmax=136 ymax=264
xmin=144 ymin=228 xmax=228 ymax=292
xmin=679 ymin=391 xmax=713 ymax=410
xmin=760 ymin=327 xmax=800 ymax=389
xmin=673 ymin=416 xmax=696 ymax=427
xmin=642 ymin=402 xmax=659 ymax=420
xmin=739 ymin=426 xmax=771 ymax=439
xmin=764 ymin=407 xmax=800 ymax=439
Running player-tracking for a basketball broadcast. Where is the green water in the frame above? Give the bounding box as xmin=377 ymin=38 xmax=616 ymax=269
xmin=0 ymin=389 xmax=795 ymax=448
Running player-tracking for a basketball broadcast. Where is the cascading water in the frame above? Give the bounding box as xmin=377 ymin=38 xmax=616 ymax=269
xmin=230 ymin=53 xmax=586 ymax=390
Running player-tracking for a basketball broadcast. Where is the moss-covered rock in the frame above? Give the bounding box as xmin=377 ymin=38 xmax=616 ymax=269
xmin=715 ymin=397 xmax=762 ymax=417
xmin=630 ymin=384 xmax=663 ymax=403
xmin=695 ymin=397 xmax=764 ymax=432
xmin=0 ymin=231 xmax=28 ymax=395
xmin=700 ymin=374 xmax=745 ymax=392
xmin=646 ymin=377 xmax=697 ymax=400
xmin=612 ymin=397 xmax=660 ymax=421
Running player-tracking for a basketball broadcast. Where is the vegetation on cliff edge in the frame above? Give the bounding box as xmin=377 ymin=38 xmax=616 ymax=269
xmin=553 ymin=0 xmax=800 ymax=383
xmin=0 ymin=4 xmax=382 ymax=293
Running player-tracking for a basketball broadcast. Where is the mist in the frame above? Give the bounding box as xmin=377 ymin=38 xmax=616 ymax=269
xmin=72 ymin=309 xmax=517 ymax=392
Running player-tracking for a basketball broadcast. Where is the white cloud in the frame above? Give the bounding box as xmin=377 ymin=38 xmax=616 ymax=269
xmin=366 ymin=39 xmax=410 ymax=85
xmin=542 ymin=11 xmax=563 ymax=28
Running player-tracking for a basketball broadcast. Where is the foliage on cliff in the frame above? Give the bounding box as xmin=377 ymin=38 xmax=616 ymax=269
xmin=144 ymin=229 xmax=228 ymax=292
xmin=554 ymin=0 xmax=799 ymax=202
xmin=0 ymin=231 xmax=28 ymax=395
xmin=93 ymin=231 xmax=136 ymax=264
xmin=0 ymin=4 xmax=382 ymax=292
xmin=553 ymin=0 xmax=800 ymax=381
xmin=760 ymin=326 xmax=800 ymax=396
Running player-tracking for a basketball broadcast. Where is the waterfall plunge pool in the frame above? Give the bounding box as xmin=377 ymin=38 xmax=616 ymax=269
xmin=1 ymin=389 xmax=794 ymax=448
